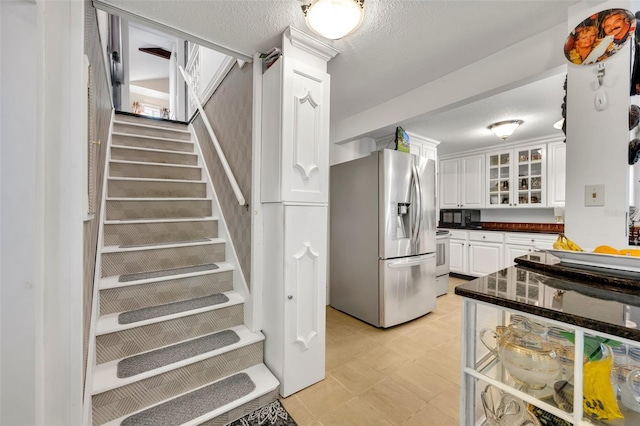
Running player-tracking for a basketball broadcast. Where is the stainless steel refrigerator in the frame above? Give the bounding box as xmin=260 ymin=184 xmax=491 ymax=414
xmin=330 ymin=149 xmax=437 ymax=328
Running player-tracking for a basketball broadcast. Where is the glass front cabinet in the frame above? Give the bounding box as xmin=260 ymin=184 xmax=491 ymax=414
xmin=486 ymin=145 xmax=546 ymax=208
xmin=460 ymin=285 xmax=640 ymax=425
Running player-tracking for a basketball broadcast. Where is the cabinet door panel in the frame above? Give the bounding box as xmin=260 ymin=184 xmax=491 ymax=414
xmin=450 ymin=239 xmax=467 ymax=274
xmin=281 ymin=59 xmax=330 ymax=203
xmin=439 ymin=159 xmax=460 ymax=208
xmin=283 ymin=205 xmax=327 ymax=395
xmin=468 ymin=242 xmax=503 ymax=276
xmin=461 ymin=155 xmax=484 ymax=207
xmin=547 ymin=142 xmax=566 ymax=207
xmin=504 ymin=244 xmax=532 ymax=267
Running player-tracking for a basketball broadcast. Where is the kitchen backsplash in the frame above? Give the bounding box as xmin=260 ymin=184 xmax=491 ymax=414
xmin=481 ymin=222 xmax=563 ymax=233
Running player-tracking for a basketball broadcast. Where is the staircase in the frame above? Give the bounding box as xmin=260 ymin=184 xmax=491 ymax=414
xmin=91 ymin=113 xmax=278 ymax=425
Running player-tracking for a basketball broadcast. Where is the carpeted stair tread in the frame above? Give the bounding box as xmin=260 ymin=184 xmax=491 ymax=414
xmin=118 ymin=293 xmax=229 ymax=324
xmin=118 ymin=263 xmax=219 ymax=283
xmin=117 ymin=329 xmax=240 ymax=378
xmin=120 ymin=238 xmax=211 ymax=248
xmin=121 ymin=372 xmax=256 ymax=426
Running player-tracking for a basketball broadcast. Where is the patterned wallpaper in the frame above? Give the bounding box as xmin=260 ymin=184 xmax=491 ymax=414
xmin=83 ymin=2 xmax=113 ymax=387
xmin=193 ymin=64 xmax=253 ymax=288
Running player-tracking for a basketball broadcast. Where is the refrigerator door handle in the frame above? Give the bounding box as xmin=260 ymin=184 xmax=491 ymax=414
xmin=387 ymin=253 xmax=435 ymax=268
xmin=412 ymin=164 xmax=422 ymax=244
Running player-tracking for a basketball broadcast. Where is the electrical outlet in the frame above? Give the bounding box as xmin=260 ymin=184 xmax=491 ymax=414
xmin=585 ymin=184 xmax=604 ymax=206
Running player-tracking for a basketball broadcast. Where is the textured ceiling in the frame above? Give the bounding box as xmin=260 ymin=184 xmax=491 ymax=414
xmin=99 ymin=0 xmax=579 ymax=125
xmin=404 ymin=69 xmax=567 ymax=156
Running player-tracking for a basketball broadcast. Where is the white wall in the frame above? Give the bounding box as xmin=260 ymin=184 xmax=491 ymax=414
xmin=480 ymin=209 xmax=557 ymax=224
xmin=199 ymin=46 xmax=228 ymax=99
xmin=330 ymin=137 xmax=375 ymax=165
xmin=0 ymin=2 xmax=37 ymax=423
xmin=565 ymin=0 xmax=634 ymax=249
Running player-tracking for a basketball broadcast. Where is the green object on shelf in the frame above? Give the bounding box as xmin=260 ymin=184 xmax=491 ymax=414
xmin=395 ymin=127 xmax=410 ymax=153
xmin=559 ymin=332 xmax=621 ymax=362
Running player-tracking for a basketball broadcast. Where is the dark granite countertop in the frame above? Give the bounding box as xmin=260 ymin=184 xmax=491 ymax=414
xmin=454 ymin=253 xmax=640 ymax=342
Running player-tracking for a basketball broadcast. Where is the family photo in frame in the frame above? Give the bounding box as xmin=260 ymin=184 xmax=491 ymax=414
xmin=564 ymin=8 xmax=635 ymax=65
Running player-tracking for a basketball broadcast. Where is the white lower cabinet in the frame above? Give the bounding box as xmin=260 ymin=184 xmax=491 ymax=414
xmin=504 ymin=232 xmax=557 ymax=266
xmin=445 ymin=229 xmax=557 ymax=275
xmin=448 ymin=230 xmax=503 ymax=277
xmin=468 ymin=241 xmax=503 ymax=276
xmin=449 ymin=230 xmax=469 ymax=275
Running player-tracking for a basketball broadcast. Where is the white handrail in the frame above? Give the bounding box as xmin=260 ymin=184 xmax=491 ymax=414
xmin=178 ymin=65 xmax=246 ymax=206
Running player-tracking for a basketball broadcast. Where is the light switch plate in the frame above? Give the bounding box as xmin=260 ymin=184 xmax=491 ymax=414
xmin=585 ymin=184 xmax=604 ymax=206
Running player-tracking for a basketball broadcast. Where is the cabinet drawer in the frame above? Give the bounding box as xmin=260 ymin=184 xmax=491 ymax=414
xmin=447 ymin=229 xmax=468 ymax=240
xmin=468 ymin=230 xmax=504 ymax=243
xmin=504 ymin=232 xmax=557 ymax=247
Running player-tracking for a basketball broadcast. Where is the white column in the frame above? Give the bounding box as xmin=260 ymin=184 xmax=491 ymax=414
xmin=0 ymin=1 xmax=38 ymax=423
xmin=565 ymin=1 xmax=635 ymax=248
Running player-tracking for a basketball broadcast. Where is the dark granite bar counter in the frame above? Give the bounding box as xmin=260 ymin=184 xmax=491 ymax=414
xmin=454 ymin=253 xmax=640 ymax=342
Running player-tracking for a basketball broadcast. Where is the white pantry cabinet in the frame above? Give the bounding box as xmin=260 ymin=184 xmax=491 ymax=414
xmin=439 ymin=154 xmax=484 ymax=209
xmin=260 ymin=27 xmax=338 ymax=397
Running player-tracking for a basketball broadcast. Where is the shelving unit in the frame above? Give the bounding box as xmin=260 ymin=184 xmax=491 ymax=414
xmin=458 ymin=268 xmax=640 ymax=425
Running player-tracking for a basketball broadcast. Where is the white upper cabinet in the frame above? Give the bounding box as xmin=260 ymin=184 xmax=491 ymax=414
xmin=485 ymin=144 xmax=547 ymax=208
xmin=547 ymin=141 xmax=566 ymax=207
xmin=262 ymin=57 xmax=331 ymax=204
xmin=439 ymin=154 xmax=484 ymax=208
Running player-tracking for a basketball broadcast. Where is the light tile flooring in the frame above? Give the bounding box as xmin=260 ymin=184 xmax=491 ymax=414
xmin=280 ymin=277 xmax=469 ymax=426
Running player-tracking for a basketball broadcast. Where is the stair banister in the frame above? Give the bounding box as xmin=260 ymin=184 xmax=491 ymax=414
xmin=178 ymin=65 xmax=246 ymax=206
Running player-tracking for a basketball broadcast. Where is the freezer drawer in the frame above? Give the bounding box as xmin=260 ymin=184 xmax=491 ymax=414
xmin=379 ymin=253 xmax=436 ymax=328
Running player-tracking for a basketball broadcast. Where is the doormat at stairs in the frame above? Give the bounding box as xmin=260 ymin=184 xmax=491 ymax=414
xmin=228 ymin=400 xmax=298 ymax=426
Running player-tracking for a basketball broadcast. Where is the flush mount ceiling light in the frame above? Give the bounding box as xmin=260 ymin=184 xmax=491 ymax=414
xmin=488 ymin=120 xmax=523 ymax=140
xmin=301 ymin=0 xmax=365 ymax=40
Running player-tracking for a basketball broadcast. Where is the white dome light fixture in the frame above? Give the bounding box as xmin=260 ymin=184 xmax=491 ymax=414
xmin=302 ymin=0 xmax=365 ymax=40
xmin=488 ymin=120 xmax=523 ymax=140
xmin=553 ymin=118 xmax=564 ymax=130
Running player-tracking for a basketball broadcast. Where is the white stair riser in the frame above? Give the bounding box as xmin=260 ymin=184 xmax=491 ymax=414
xmin=99 ymin=271 xmax=233 ymax=315
xmin=105 ymin=199 xmax=213 ymax=220
xmin=114 ymin=122 xmax=191 ymax=141
xmin=115 ymin=115 xmax=189 ymax=132
xmin=95 ymin=304 xmax=244 ymax=364
xmin=101 ymin=243 xmax=225 ymax=278
xmin=112 ymin=134 xmax=194 ymax=153
xmin=110 ymin=162 xmax=201 ymax=181
xmin=108 ymin=180 xmax=206 ymax=198
xmin=111 ymin=147 xmax=198 ymax=166
xmin=92 ymin=342 xmax=262 ymax=425
xmin=103 ymin=220 xmax=217 ymax=246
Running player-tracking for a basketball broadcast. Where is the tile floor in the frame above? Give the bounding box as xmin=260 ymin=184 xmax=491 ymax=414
xmin=280 ymin=277 xmax=469 ymax=426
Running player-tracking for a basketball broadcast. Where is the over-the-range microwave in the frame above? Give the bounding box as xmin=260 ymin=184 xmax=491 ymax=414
xmin=439 ymin=209 xmax=481 ymax=229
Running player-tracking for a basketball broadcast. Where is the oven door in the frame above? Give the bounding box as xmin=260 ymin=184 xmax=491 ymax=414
xmin=436 ymin=236 xmax=450 ymax=277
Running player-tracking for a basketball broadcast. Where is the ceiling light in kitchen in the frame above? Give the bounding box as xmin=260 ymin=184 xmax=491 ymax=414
xmin=302 ymin=0 xmax=365 ymax=40
xmin=553 ymin=118 xmax=564 ymax=130
xmin=488 ymin=120 xmax=523 ymax=140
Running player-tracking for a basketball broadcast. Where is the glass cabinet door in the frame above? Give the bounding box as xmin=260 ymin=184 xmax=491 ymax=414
xmin=516 ymin=147 xmax=544 ymax=206
xmin=488 ymin=151 xmax=512 ymax=206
